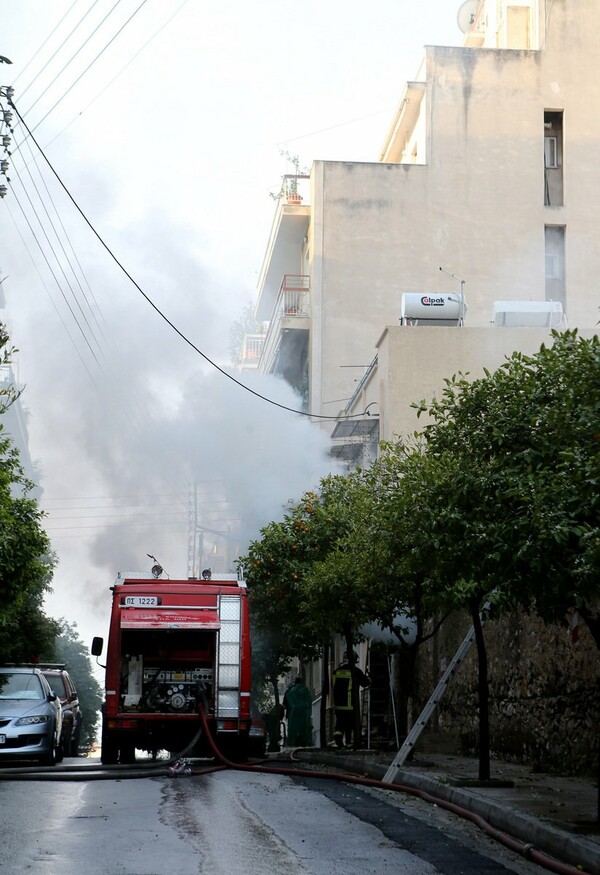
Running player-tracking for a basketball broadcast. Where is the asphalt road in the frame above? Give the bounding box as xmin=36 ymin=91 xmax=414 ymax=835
xmin=0 ymin=765 xmax=543 ymax=874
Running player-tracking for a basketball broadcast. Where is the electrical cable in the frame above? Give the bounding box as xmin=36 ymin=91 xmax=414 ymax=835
xmin=17 ymin=0 xmax=103 ymax=102
xmin=16 ymin=117 xmax=110 ymax=348
xmin=10 ymin=118 xmax=106 ymax=360
xmin=42 ymin=0 xmax=192 ymax=153
xmin=9 ymin=98 xmax=371 ymax=423
xmin=2 ymin=196 xmax=94 ymax=378
xmin=9 ymin=1 xmax=81 ymax=89
xmin=3 ymin=184 xmax=100 ymax=389
xmin=7 ymin=158 xmax=103 ymax=368
xmin=27 ymin=0 xmax=151 ymax=137
xmin=22 ymin=0 xmax=124 ymax=117
xmin=3 ymin=116 xmax=194 ymax=480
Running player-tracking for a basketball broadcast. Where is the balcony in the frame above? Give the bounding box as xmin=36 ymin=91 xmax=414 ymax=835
xmin=255 ymin=199 xmax=310 ymax=322
xmin=258 ymin=274 xmax=310 ymax=389
xmin=238 ymin=333 xmax=265 ymax=372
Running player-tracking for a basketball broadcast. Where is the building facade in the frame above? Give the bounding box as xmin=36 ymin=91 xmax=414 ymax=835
xmin=253 ymin=0 xmax=599 ymax=461
xmin=251 ymin=0 xmax=600 ymax=757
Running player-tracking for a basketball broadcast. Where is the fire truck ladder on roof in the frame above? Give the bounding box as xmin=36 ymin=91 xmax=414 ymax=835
xmin=383 ymin=602 xmax=490 ymax=785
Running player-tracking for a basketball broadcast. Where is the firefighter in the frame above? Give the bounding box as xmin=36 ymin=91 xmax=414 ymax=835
xmin=331 ymin=650 xmax=370 ymax=749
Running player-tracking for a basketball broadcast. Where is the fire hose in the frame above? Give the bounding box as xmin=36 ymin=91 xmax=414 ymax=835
xmin=0 ymin=706 xmax=592 ymax=875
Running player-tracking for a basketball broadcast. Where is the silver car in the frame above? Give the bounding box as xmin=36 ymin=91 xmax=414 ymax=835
xmin=0 ymin=667 xmax=63 ymax=765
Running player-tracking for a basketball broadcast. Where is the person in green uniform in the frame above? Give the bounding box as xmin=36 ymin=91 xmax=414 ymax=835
xmin=283 ymin=677 xmax=313 ymax=747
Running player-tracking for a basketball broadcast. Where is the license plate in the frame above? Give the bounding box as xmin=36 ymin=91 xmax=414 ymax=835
xmin=0 ymin=734 xmax=5 ymax=744
xmin=124 ymin=596 xmax=158 ymax=607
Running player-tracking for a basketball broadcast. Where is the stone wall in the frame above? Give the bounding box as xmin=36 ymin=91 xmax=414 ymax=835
xmin=412 ymin=609 xmax=600 ymax=777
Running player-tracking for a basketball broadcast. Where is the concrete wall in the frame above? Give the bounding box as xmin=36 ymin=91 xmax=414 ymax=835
xmin=374 ymin=326 xmax=598 ymax=440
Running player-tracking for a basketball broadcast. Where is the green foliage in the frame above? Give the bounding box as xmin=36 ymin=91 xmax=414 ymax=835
xmin=43 ymin=621 xmax=103 ymax=749
xmin=0 ymin=324 xmax=57 ymax=664
xmin=239 ymin=483 xmax=351 ymax=686
xmin=416 ymin=331 xmax=600 ymax=638
xmin=0 ymin=322 xmax=19 ymax=414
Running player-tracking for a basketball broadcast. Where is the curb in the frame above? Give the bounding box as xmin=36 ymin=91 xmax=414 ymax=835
xmin=294 ymin=751 xmax=600 ymax=875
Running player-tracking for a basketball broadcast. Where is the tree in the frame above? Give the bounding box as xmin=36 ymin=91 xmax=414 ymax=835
xmin=43 ymin=621 xmax=103 ymax=750
xmin=240 ymin=484 xmax=352 ymax=744
xmin=0 ymin=323 xmax=57 ymax=663
xmin=412 ymin=330 xmax=600 ymax=782
xmin=418 ymin=331 xmax=600 ymax=641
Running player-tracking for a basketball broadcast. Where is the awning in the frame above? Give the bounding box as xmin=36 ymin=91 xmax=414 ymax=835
xmin=331 ymin=418 xmax=379 ymax=439
xmin=120 ymin=610 xmax=221 ymax=630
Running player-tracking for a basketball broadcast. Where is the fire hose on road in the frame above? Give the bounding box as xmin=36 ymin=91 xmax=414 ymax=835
xmin=0 ymin=706 xmax=592 ymax=875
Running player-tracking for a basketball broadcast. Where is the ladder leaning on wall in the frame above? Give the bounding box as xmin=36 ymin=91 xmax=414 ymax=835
xmin=383 ymin=603 xmax=491 ymax=785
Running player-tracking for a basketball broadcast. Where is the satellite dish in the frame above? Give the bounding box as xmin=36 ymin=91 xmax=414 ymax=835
xmin=457 ymin=0 xmax=476 ymax=34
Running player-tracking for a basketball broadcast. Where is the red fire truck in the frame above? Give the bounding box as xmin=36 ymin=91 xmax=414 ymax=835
xmin=91 ymin=571 xmax=251 ymax=764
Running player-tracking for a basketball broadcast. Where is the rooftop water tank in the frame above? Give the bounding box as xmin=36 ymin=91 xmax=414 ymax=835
xmin=400 ymin=293 xmax=467 ymax=326
xmin=492 ymin=300 xmax=564 ymax=328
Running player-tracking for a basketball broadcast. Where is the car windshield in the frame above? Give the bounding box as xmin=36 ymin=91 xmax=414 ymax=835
xmin=0 ymin=673 xmax=45 ymax=700
xmin=44 ymin=675 xmax=66 ymax=698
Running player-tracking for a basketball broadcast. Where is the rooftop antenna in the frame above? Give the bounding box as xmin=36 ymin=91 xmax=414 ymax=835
xmin=439 ymin=266 xmax=467 ymax=326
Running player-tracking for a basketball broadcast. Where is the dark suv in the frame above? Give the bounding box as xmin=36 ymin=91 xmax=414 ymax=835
xmin=41 ymin=665 xmax=82 ymax=757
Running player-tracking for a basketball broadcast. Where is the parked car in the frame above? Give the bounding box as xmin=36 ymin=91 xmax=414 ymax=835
xmin=248 ymin=698 xmax=268 ymax=758
xmin=0 ymin=666 xmax=63 ymax=765
xmin=40 ymin=665 xmax=82 ymax=756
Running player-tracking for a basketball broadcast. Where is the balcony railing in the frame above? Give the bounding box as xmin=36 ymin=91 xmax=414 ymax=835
xmin=239 ymin=333 xmax=265 ymax=370
xmin=280 ymin=274 xmax=310 ymax=317
xmin=259 ymin=274 xmax=310 ymax=373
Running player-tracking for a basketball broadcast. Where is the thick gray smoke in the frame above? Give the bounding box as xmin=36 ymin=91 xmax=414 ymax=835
xmin=4 ymin=210 xmax=338 ymax=645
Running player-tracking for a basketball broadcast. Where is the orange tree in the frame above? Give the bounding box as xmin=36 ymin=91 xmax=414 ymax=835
xmin=417 ymin=330 xmax=600 ymax=643
xmin=239 ymin=484 xmax=350 ymax=706
xmin=303 ymin=445 xmax=455 ymax=744
xmin=411 ymin=330 xmax=600 ymax=783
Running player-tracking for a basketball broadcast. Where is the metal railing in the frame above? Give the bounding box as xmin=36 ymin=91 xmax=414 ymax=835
xmin=259 ymin=275 xmax=310 ymax=372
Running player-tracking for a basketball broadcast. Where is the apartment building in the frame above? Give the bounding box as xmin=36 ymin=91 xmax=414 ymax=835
xmin=251 ymin=0 xmax=599 ymax=463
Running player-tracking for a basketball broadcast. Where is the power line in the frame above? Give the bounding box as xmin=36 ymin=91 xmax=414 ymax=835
xmin=42 ymin=0 xmax=191 ymax=152
xmin=9 ymin=98 xmax=369 ymax=423
xmin=7 ymin=151 xmax=103 ymax=368
xmin=10 ymin=0 xmax=82 ymax=89
xmin=4 ymin=183 xmax=100 ymax=389
xmin=10 ymin=118 xmax=106 ymax=361
xmin=27 ymin=0 xmax=151 ymax=136
xmin=22 ymin=0 xmax=118 ymax=113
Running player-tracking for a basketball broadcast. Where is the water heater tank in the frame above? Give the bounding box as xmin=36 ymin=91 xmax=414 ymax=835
xmin=401 ymin=293 xmax=467 ymax=325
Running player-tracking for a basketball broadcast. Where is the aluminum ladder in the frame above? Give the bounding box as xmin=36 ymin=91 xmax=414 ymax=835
xmin=383 ymin=605 xmax=489 ymax=785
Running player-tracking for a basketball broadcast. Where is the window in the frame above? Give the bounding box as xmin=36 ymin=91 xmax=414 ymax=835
xmin=544 ymin=111 xmax=563 ymax=206
xmin=545 ymin=254 xmax=559 ymax=279
xmin=545 ymin=225 xmax=565 ymax=307
xmin=544 ymin=136 xmax=558 ymax=169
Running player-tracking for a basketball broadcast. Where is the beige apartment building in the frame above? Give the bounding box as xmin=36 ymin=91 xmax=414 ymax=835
xmin=251 ymin=0 xmax=600 ymax=463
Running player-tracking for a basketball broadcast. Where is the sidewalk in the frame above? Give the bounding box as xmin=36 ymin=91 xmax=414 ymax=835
xmin=292 ymin=748 xmax=600 ymax=875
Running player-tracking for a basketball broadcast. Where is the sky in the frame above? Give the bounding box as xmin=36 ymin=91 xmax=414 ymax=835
xmin=0 ymin=0 xmax=463 ymax=651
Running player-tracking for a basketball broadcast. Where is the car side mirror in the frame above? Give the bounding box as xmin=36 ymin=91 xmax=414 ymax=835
xmin=48 ymin=691 xmax=58 ymax=702
xmin=91 ymin=636 xmax=104 ymax=656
